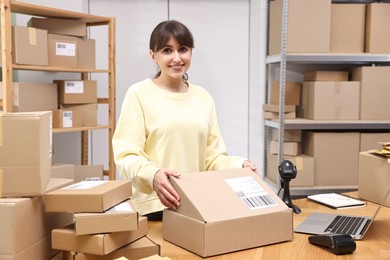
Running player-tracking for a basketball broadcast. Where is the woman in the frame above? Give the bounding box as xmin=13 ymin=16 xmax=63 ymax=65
xmin=112 ymin=20 xmax=257 ymax=220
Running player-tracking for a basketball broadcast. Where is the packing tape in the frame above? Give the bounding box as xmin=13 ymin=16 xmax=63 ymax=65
xmin=28 ymin=27 xmax=37 ymax=46
xmin=0 ymin=169 xmax=3 ymax=197
xmin=295 ymin=157 xmax=303 ymax=171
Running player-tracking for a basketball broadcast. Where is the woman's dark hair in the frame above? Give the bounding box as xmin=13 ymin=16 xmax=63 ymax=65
xmin=150 ymin=20 xmax=194 ymax=79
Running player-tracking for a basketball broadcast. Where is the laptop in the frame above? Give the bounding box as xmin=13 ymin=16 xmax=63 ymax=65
xmin=294 ymin=189 xmax=390 ymax=240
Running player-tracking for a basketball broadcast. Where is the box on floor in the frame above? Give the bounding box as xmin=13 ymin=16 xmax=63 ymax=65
xmin=163 ymin=168 xmax=293 ymax=257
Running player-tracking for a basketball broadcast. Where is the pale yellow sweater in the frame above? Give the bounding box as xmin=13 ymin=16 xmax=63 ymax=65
xmin=112 ymin=78 xmax=246 ymax=215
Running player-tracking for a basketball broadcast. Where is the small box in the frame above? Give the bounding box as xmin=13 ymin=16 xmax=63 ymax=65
xmin=330 ymin=4 xmax=365 ymax=53
xmin=51 ymin=163 xmax=75 ymax=180
xmin=55 ymin=80 xmax=97 ymax=104
xmin=163 ymin=168 xmax=292 ymax=257
xmin=267 ymin=153 xmax=314 ymax=187
xmin=73 ymin=237 xmax=160 ymax=260
xmin=271 ymin=129 xmax=302 ymax=142
xmin=360 ymin=133 xmax=390 ymax=152
xmin=51 ymin=216 xmax=148 ymax=255
xmin=48 ymin=34 xmax=78 ymax=68
xmin=270 ymin=81 xmax=301 ymax=105
xmin=365 ymin=3 xmax=390 ymax=53
xmin=78 ymin=38 xmax=96 ymax=69
xmin=74 ymin=199 xmax=138 ymax=235
xmin=263 ymin=111 xmax=296 ymax=120
xmin=28 ymin=17 xmax=87 ymax=38
xmin=45 ymin=180 xmax=132 ymax=212
xmin=262 ymin=104 xmax=296 ymax=113
xmin=302 ymin=132 xmax=360 ymax=186
xmin=74 ymin=164 xmax=104 ymax=182
xmin=60 ymin=103 xmax=97 ymax=126
xmin=303 ymin=71 xmax=349 ymax=82
xmin=270 ymin=140 xmax=301 ymax=156
xmin=0 ymin=82 xmax=58 ymax=112
xmin=52 ymin=109 xmax=83 ymax=128
xmin=358 ymin=152 xmax=390 ymax=207
xmin=299 ymin=81 xmax=360 ymax=120
xmin=11 ymin=26 xmax=48 ymax=66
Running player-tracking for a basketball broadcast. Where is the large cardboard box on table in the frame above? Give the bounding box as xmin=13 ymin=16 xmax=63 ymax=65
xmin=358 ymin=152 xmax=390 ymax=207
xmin=28 ymin=17 xmax=87 ymax=38
xmin=0 ymin=111 xmax=52 ymax=197
xmin=162 ymin=168 xmax=293 ymax=257
xmin=269 ymin=0 xmax=331 ymax=55
xmin=45 ymin=180 xmax=132 ymax=212
xmin=298 ymin=81 xmax=360 ymax=120
xmin=51 ymin=216 xmax=148 ymax=255
xmin=55 ymin=80 xmax=98 ymax=104
xmin=365 ymin=3 xmax=390 ymax=53
xmin=0 ymin=82 xmax=57 ymax=112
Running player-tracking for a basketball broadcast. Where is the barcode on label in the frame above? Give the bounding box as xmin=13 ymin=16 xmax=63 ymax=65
xmin=239 ymin=193 xmax=276 ymax=209
xmin=66 ymin=82 xmax=75 ymax=87
xmin=63 ymin=112 xmax=72 ymax=119
xmin=57 ymin=44 xmax=66 ymax=49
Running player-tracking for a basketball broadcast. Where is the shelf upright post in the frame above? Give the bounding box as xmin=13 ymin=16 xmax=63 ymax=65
xmin=108 ymin=17 xmax=116 ymax=180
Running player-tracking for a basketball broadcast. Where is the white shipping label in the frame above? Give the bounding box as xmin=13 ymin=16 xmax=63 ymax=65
xmin=65 ymin=81 xmax=84 ymax=94
xmin=62 ymin=111 xmax=73 ymax=128
xmin=225 ymin=176 xmax=277 ymax=210
xmin=63 ymin=180 xmax=107 ymax=190
xmin=55 ymin=42 xmax=76 ymax=56
xmin=108 ymin=202 xmax=132 ymax=212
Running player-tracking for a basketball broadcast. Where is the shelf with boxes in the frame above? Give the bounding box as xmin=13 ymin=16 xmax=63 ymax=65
xmin=0 ymin=0 xmax=116 ymax=179
xmin=264 ymin=0 xmax=390 ymax=196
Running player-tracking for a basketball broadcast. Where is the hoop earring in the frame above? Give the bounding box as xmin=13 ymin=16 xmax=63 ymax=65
xmin=183 ymin=73 xmax=188 ymax=81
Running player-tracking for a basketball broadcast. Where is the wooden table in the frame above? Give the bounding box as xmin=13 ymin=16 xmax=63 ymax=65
xmin=147 ymin=193 xmax=390 ymax=259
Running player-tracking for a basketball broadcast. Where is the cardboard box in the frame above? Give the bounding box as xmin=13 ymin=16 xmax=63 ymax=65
xmin=267 ymin=153 xmax=314 ymax=187
xmin=0 ymin=178 xmax=73 ymax=258
xmin=45 ymin=180 xmax=132 ymax=212
xmin=298 ymin=81 xmax=360 ymax=120
xmin=270 ymin=140 xmax=301 ymax=156
xmin=52 ymin=109 xmax=83 ymax=128
xmin=271 ymin=129 xmax=302 ymax=142
xmin=51 ymin=216 xmax=148 ymax=255
xmin=360 ymin=133 xmax=390 ymax=152
xmin=303 ymin=71 xmax=349 ymax=82
xmin=330 ymin=4 xmax=365 ymax=53
xmin=269 ymin=0 xmax=331 ymax=54
xmin=74 ymin=199 xmax=138 ymax=235
xmin=262 ymin=104 xmax=296 ymax=113
xmin=48 ymin=34 xmax=78 ymax=68
xmin=302 ymin=132 xmax=360 ymax=186
xmin=162 ymin=168 xmax=293 ymax=257
xmin=270 ymin=81 xmax=301 ymax=105
xmin=0 ymin=111 xmax=52 ymax=197
xmin=51 ymin=163 xmax=75 ymax=180
xmin=73 ymin=237 xmax=160 ymax=260
xmin=358 ymin=152 xmax=390 ymax=207
xmin=74 ymin=164 xmax=104 ymax=182
xmin=11 ymin=26 xmax=48 ymax=66
xmin=78 ymin=38 xmax=96 ymax=69
xmin=365 ymin=3 xmax=390 ymax=53
xmin=0 ymin=82 xmax=57 ymax=112
xmin=60 ymin=103 xmax=97 ymax=126
xmin=263 ymin=111 xmax=296 ymax=120
xmin=28 ymin=17 xmax=87 ymax=38
xmin=351 ymin=66 xmax=390 ymax=120
xmin=55 ymin=80 xmax=98 ymax=104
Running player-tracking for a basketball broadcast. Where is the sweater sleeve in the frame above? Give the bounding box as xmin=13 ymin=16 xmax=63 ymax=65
xmin=112 ymin=85 xmax=159 ymax=194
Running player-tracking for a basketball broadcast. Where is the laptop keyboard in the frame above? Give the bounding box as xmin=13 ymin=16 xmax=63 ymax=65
xmin=324 ymin=215 xmax=365 ymax=236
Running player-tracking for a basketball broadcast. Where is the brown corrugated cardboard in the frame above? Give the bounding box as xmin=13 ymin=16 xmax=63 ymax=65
xmin=270 ymin=81 xmax=301 ymax=105
xmin=267 ymin=153 xmax=314 ymax=187
xmin=263 ymin=111 xmax=296 ymax=120
xmin=330 ymin=4 xmax=365 ymax=53
xmin=74 ymin=165 xmax=104 ymax=182
xmin=270 ymin=140 xmax=301 ymax=156
xmin=0 ymin=111 xmax=52 ymax=197
xmin=302 ymin=132 xmax=360 ymax=186
xmin=269 ymin=0 xmax=331 ymax=55
xmin=360 ymin=133 xmax=390 ymax=152
xmin=51 ymin=163 xmax=75 ymax=180
xmin=11 ymin=26 xmax=48 ymax=66
xmin=303 ymin=71 xmax=349 ymax=82
xmin=351 ymin=66 xmax=390 ymax=120
xmin=45 ymin=180 xmax=132 ymax=212
xmin=55 ymin=80 xmax=98 ymax=104
xmin=28 ymin=17 xmax=87 ymax=38
xmin=365 ymin=3 xmax=390 ymax=53
xmin=0 ymin=82 xmax=57 ymax=112
xmin=74 ymin=199 xmax=138 ymax=235
xmin=0 ymin=178 xmax=73 ymax=258
xmin=272 ymin=129 xmax=302 ymax=142
xmin=51 ymin=216 xmax=148 ymax=255
xmin=262 ymin=104 xmax=296 ymax=113
xmin=78 ymin=38 xmax=96 ymax=69
xmin=73 ymin=237 xmax=160 ymax=260
xmin=60 ymin=103 xmax=97 ymax=126
xmin=358 ymin=152 xmax=390 ymax=207
xmin=162 ymin=168 xmax=293 ymax=257
xmin=299 ymin=81 xmax=360 ymax=120
xmin=48 ymin=34 xmax=78 ymax=68
xmin=52 ymin=109 xmax=83 ymax=128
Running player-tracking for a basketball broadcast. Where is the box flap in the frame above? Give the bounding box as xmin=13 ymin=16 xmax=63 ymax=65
xmin=170 ymin=168 xmax=289 ymax=223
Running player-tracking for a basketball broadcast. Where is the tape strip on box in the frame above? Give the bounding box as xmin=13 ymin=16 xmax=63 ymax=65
xmin=28 ymin=27 xmax=37 ymax=46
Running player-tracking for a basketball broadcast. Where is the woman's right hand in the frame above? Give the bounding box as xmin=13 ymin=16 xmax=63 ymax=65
xmin=153 ymin=169 xmax=181 ymax=209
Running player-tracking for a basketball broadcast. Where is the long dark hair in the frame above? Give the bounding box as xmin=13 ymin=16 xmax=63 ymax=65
xmin=149 ymin=20 xmax=194 ymax=79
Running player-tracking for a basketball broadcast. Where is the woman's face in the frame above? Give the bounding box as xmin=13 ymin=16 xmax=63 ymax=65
xmin=150 ymin=36 xmax=192 ymax=80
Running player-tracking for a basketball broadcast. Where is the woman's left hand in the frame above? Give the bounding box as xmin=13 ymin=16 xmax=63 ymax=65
xmin=243 ymin=160 xmax=258 ymax=174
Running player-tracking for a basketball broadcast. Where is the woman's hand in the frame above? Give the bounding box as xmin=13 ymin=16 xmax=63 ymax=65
xmin=153 ymin=169 xmax=181 ymax=209
xmin=243 ymin=160 xmax=258 ymax=174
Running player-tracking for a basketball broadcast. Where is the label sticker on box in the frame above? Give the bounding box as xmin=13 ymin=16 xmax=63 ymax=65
xmin=62 ymin=111 xmax=73 ymax=128
xmin=63 ymin=180 xmax=107 ymax=190
xmin=56 ymin=42 xmax=76 ymax=56
xmin=65 ymin=81 xmax=84 ymax=94
xmin=225 ymin=176 xmax=277 ymax=210
xmin=108 ymin=202 xmax=132 ymax=212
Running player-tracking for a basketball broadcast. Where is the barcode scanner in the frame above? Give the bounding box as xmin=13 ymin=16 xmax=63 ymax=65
xmin=278 ymin=160 xmax=301 ymax=214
